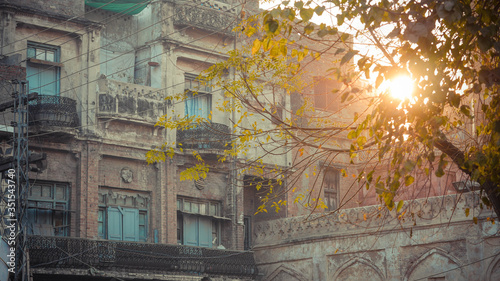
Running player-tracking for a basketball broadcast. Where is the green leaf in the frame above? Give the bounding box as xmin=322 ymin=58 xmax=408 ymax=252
xmin=435 ymin=166 xmax=445 ymax=177
xmin=404 ymin=175 xmax=414 ymax=186
xmin=300 ymin=8 xmax=314 ymax=22
xmin=386 ymin=27 xmax=401 ymax=38
xmin=315 ymin=6 xmax=325 ymax=16
xmin=335 ymin=48 xmax=345 ymax=55
xmin=478 ymin=35 xmax=493 ymax=53
xmin=403 ymin=160 xmax=415 ymax=173
xmin=396 ymin=200 xmax=404 ymax=213
xmin=294 ymin=1 xmax=303 ymax=9
xmin=460 ymin=105 xmax=471 ymax=117
xmin=337 ymin=14 xmax=344 ymax=26
xmin=340 ymin=33 xmax=350 ymax=42
xmin=448 ymin=92 xmax=461 ymax=107
xmin=340 ymin=50 xmax=358 ymax=65
xmin=265 ymin=19 xmax=279 ymax=34
xmin=304 ymin=23 xmax=314 ymax=35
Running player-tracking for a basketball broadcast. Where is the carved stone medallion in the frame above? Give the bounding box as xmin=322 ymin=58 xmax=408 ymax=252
xmin=121 ymin=167 xmax=133 ymax=183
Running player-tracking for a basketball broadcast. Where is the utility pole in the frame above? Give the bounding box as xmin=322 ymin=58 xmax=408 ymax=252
xmin=12 ymin=80 xmax=29 ymax=281
xmin=0 ymin=81 xmax=42 ymax=281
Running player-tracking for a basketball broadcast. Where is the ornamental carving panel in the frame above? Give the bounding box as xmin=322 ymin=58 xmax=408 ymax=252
xmin=97 ymin=79 xmax=166 ymax=123
xmin=173 ymin=4 xmax=236 ymax=36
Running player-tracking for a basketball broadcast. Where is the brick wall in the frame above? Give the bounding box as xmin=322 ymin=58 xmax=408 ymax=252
xmin=0 ymin=63 xmax=26 ymax=129
xmin=1 ymin=0 xmax=85 ymax=18
xmin=0 ymin=64 xmax=26 ymax=81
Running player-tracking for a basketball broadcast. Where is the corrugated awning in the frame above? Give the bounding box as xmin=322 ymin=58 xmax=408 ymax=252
xmin=85 ymin=0 xmax=151 ymax=15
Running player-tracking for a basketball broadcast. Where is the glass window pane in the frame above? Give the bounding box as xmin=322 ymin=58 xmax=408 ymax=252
xmin=27 ymin=47 xmax=36 ymax=58
xmin=31 ymin=185 xmax=41 ymax=198
xmin=209 ymin=204 xmax=216 ymax=216
xmin=46 ymin=50 xmax=55 ymax=62
xmin=36 ymin=48 xmax=45 ymax=60
xmin=98 ymin=222 xmax=104 ymax=238
xmin=199 ymin=203 xmax=207 ymax=215
xmin=177 ymin=199 xmax=182 ymax=210
xmin=212 ymin=220 xmax=218 ymax=245
xmin=56 ymin=185 xmax=65 ymax=200
xmin=41 ymin=185 xmax=52 ymax=198
xmin=139 ymin=225 xmax=145 ymax=239
xmin=139 ymin=213 xmax=146 ymax=225
xmin=192 ymin=202 xmax=199 ymax=214
xmin=184 ymin=201 xmax=191 ymax=212
xmin=38 ymin=209 xmax=52 ymax=225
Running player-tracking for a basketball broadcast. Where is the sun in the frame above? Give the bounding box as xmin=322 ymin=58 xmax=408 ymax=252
xmin=389 ymin=75 xmax=414 ymax=100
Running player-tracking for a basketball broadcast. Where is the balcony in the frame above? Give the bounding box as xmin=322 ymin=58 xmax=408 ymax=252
xmin=28 ymin=95 xmax=79 ymax=128
xmin=28 ymin=235 xmax=257 ymax=278
xmin=97 ymin=79 xmax=166 ymax=124
xmin=176 ymin=122 xmax=230 ymax=151
xmin=172 ymin=0 xmax=237 ymax=36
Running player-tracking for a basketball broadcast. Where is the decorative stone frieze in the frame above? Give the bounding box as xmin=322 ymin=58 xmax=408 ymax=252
xmin=173 ymin=1 xmax=237 ymax=36
xmin=253 ymin=192 xmax=494 ymax=246
xmin=98 ymin=188 xmax=150 ymax=209
xmin=97 ymin=79 xmax=166 ymax=123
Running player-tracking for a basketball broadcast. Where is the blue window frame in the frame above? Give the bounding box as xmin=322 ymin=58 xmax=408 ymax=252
xmin=99 ymin=207 xmax=147 ymax=242
xmin=185 ymin=74 xmax=212 ymax=119
xmin=177 ymin=197 xmax=221 ymax=248
xmin=27 ymin=182 xmax=70 ymax=236
xmin=27 ymin=42 xmax=60 ymax=96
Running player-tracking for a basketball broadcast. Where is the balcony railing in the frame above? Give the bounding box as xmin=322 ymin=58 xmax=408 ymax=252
xmin=27 ymin=235 xmax=257 ymax=278
xmin=28 ymin=95 xmax=79 ymax=127
xmin=176 ymin=122 xmax=230 ymax=150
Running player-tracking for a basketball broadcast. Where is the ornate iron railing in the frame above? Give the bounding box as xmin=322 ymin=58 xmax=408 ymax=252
xmin=28 ymin=95 xmax=79 ymax=127
xmin=177 ymin=122 xmax=230 ymax=150
xmin=27 ymin=235 xmax=257 ymax=277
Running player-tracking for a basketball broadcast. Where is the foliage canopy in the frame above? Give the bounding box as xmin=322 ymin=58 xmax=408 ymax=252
xmin=148 ymin=0 xmax=500 ymax=218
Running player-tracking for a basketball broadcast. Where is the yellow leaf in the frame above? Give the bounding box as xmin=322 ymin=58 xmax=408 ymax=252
xmin=251 ymin=39 xmax=261 ymax=55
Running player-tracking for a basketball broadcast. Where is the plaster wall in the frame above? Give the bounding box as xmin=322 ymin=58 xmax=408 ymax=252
xmin=253 ymin=192 xmax=500 ymax=281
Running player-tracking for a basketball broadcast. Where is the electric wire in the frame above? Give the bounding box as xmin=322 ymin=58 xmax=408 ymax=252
xmin=21 ymin=0 xmax=243 ymax=107
xmin=0 ymin=0 xmax=151 ymax=56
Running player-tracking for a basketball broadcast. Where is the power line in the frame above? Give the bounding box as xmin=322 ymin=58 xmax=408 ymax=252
xmin=20 ymin=8 xmax=244 ymax=129
xmin=0 ymin=0 xmax=150 ymax=56
xmin=22 ymin=0 xmax=242 ymax=98
xmin=414 ymin=251 xmax=500 ymax=281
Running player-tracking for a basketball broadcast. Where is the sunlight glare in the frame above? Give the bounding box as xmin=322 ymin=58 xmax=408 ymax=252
xmin=389 ymin=76 xmax=414 ymax=100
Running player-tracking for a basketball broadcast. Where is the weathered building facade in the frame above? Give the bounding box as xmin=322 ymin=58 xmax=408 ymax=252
xmin=1 ymin=0 xmax=258 ymax=280
xmin=1 ymin=0 xmax=499 ymax=281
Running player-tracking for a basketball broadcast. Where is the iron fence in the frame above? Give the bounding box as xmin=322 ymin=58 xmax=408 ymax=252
xmin=177 ymin=122 xmax=231 ymax=150
xmin=28 ymin=95 xmax=79 ymax=127
xmin=27 ymin=235 xmax=257 ymax=277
